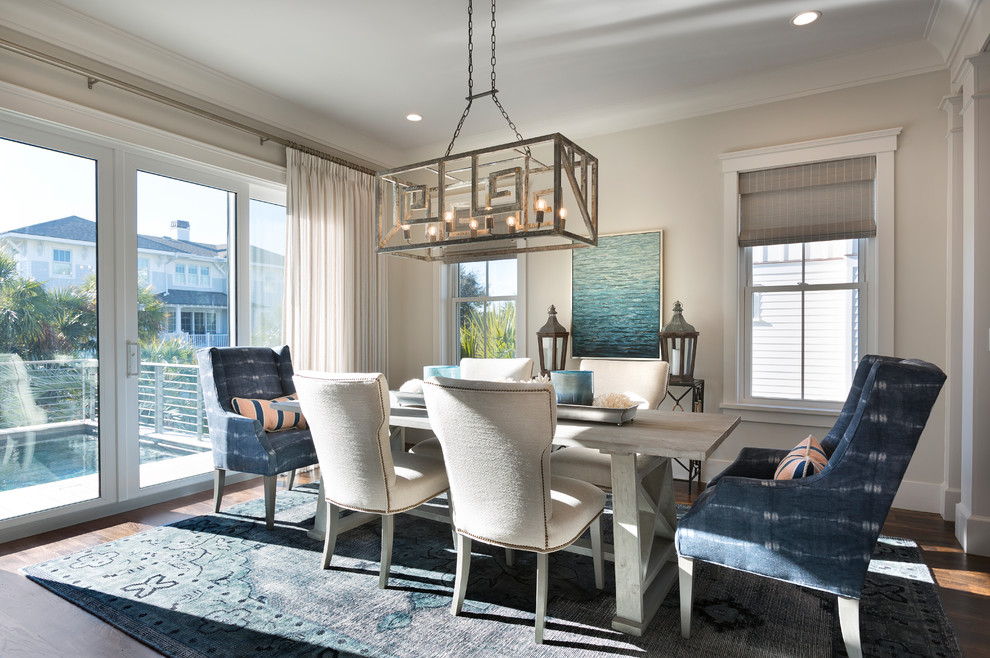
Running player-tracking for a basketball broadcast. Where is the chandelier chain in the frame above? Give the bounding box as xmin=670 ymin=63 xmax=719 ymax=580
xmin=445 ymin=0 xmax=526 ymax=158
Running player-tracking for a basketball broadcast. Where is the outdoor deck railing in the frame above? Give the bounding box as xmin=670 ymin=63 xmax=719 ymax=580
xmin=7 ymin=358 xmax=207 ymax=439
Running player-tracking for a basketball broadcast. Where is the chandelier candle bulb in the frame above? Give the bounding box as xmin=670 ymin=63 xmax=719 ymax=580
xmin=469 ymin=217 xmax=478 ymax=238
xmin=506 ymin=215 xmax=516 ymax=234
xmin=401 ymin=224 xmax=411 ymax=240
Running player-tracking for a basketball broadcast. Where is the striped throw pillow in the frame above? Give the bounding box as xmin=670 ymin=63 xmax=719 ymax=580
xmin=231 ymin=394 xmax=308 ymax=431
xmin=774 ymin=435 xmax=828 ymax=480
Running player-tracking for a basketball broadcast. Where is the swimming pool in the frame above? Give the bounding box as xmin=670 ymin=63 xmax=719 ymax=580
xmin=0 ymin=422 xmax=209 ymax=491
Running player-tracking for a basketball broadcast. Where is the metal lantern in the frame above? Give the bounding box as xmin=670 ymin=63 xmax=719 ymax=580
xmin=659 ymin=300 xmax=699 ymax=384
xmin=537 ymin=305 xmax=569 ymax=376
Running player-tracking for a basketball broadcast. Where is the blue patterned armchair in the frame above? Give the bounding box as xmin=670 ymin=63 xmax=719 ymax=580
xmin=197 ymin=346 xmax=318 ymax=529
xmin=675 ymin=355 xmax=945 ymax=658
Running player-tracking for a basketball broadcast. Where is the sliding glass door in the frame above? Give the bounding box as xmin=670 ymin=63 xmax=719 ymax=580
xmin=0 ymin=135 xmax=107 ymax=520
xmin=134 ymin=170 xmax=232 ymax=487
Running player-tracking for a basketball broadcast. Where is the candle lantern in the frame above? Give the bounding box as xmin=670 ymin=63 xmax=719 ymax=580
xmin=536 ymin=305 xmax=569 ymax=376
xmin=659 ymin=300 xmax=699 ymax=384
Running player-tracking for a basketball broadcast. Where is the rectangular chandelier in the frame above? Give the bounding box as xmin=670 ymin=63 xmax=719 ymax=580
xmin=375 ymin=133 xmax=597 ymax=263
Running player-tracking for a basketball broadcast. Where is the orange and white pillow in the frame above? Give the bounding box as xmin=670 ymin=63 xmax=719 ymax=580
xmin=774 ymin=435 xmax=828 ymax=480
xmin=231 ymin=394 xmax=307 ymax=431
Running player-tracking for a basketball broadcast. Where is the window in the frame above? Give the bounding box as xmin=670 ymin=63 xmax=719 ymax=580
xmin=137 ymin=257 xmax=150 ymax=286
xmin=449 ymin=258 xmax=521 ymax=360
xmin=52 ymin=248 xmax=71 ymax=277
xmin=721 ymin=129 xmax=897 ymax=420
xmin=198 ymin=266 xmax=210 ymax=287
xmin=181 ymin=310 xmax=216 ymax=335
xmin=248 ymin=198 xmax=287 ymax=346
xmin=174 ymin=263 xmax=186 ymax=286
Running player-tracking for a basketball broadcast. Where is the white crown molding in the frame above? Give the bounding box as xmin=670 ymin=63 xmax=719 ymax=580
xmin=0 ymin=0 xmax=401 ymax=167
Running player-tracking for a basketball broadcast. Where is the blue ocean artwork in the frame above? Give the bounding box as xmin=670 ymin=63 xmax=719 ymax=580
xmin=571 ymin=231 xmax=661 ymax=358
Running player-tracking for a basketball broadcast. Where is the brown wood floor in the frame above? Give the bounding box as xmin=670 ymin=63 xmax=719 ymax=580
xmin=1 ymin=475 xmax=988 ymax=657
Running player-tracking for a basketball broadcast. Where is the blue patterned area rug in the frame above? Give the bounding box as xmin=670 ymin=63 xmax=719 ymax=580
xmin=22 ymin=486 xmax=961 ymax=657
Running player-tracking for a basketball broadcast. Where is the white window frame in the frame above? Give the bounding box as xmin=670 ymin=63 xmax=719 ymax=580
xmin=174 ymin=262 xmax=187 ymax=286
xmin=720 ymin=129 xmax=898 ymax=426
xmin=51 ymin=247 xmax=72 ymax=277
xmin=435 ymin=255 xmax=527 ymax=365
xmin=199 ymin=265 xmax=211 ymax=287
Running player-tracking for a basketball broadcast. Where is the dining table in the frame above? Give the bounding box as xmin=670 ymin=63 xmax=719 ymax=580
xmin=277 ymin=394 xmax=740 ymax=636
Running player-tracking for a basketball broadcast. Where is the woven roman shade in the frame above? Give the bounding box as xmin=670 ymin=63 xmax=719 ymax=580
xmin=738 ymin=156 xmax=876 ymax=247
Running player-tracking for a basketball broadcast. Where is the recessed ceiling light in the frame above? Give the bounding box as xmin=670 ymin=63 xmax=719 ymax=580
xmin=406 ymin=113 xmax=423 ymax=122
xmin=791 ymin=10 xmax=821 ymax=26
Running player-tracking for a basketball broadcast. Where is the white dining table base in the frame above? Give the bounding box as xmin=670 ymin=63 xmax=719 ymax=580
xmin=609 ymin=451 xmax=678 ymax=635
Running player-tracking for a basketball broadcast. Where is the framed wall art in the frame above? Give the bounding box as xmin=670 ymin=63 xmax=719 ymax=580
xmin=571 ymin=230 xmax=662 ymax=358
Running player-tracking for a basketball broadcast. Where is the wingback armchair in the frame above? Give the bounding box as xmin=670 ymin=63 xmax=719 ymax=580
xmin=675 ymin=355 xmax=945 ymax=658
xmin=197 ymin=345 xmax=319 ymax=529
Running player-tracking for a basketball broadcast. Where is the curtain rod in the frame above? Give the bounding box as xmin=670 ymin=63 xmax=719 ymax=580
xmin=0 ymin=36 xmax=379 ymax=177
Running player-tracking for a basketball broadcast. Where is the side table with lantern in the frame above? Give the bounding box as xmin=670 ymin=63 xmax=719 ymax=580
xmin=659 ymin=301 xmax=704 ymax=493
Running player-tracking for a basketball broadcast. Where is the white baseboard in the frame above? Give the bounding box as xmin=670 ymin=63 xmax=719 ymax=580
xmin=955 ymin=502 xmax=990 ymax=557
xmin=941 ymin=485 xmax=962 ymax=521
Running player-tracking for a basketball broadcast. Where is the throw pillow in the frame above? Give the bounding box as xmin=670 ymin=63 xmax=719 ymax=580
xmin=774 ymin=435 xmax=828 ymax=480
xmin=231 ymin=394 xmax=307 ymax=431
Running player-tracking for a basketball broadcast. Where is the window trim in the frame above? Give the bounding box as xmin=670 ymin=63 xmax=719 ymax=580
xmin=720 ymin=129 xmax=898 ymax=425
xmin=51 ymin=247 xmax=72 ymax=277
xmin=435 ymin=255 xmax=527 ymax=365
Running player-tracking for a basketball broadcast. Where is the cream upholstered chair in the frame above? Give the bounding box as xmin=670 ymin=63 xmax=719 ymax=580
xmin=422 ymin=376 xmax=606 ymax=644
xmin=551 ymin=359 xmax=670 ymax=491
xmin=410 ymin=356 xmax=535 ymax=460
xmin=459 ymin=357 xmax=534 ymax=380
xmin=293 ymin=372 xmax=449 ymax=589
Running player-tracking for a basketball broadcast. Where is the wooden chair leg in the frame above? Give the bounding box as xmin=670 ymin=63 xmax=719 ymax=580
xmin=535 ymin=552 xmax=549 ymax=644
xmin=451 ymin=533 xmax=472 ymax=615
xmin=379 ymin=514 xmax=394 ymax=589
xmin=591 ymin=514 xmax=604 ymax=590
xmin=213 ymin=469 xmax=225 ymax=513
xmin=838 ymin=596 xmax=863 ymax=658
xmin=286 ymin=468 xmax=296 ymax=491
xmin=678 ymin=555 xmax=694 ymax=639
xmin=263 ymin=475 xmax=277 ymax=529
xmin=321 ymin=503 xmax=341 ymax=569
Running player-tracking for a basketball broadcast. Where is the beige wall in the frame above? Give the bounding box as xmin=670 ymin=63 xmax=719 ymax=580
xmin=388 ymin=69 xmax=952 ymax=513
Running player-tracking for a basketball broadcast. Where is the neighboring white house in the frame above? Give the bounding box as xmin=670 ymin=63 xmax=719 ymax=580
xmin=0 ymin=215 xmax=248 ymax=348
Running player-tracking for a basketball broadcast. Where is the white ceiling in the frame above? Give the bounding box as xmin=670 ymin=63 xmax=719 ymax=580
xmin=0 ymin=0 xmax=977 ymax=164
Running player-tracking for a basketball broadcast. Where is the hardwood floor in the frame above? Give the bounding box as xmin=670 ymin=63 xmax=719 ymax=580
xmin=1 ymin=475 xmax=988 ymax=657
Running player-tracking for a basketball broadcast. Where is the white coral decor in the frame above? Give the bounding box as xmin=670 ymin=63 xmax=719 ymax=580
xmin=399 ymin=378 xmax=424 ymax=393
xmin=593 ymin=392 xmax=633 ymax=408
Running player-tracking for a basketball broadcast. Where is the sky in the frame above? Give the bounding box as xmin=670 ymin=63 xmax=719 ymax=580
xmin=0 ymin=137 xmax=285 ymax=254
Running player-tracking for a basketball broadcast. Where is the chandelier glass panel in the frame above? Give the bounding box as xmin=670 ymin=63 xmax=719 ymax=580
xmin=374 ymin=0 xmax=598 ymax=263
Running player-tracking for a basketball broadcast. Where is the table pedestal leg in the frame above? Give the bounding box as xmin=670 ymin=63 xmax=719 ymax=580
xmin=610 ymin=452 xmax=679 ymax=635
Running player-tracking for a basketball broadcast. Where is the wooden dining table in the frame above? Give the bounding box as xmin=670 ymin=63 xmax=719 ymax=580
xmin=280 ymin=395 xmax=740 ymax=636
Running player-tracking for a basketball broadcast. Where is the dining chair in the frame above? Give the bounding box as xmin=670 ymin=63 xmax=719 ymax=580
xmin=197 ymin=345 xmax=319 ymax=529
xmin=458 ymin=357 xmax=534 ymax=381
xmin=422 ymin=376 xmax=606 ymax=643
xmin=293 ymin=371 xmax=449 ymax=589
xmin=550 ymin=359 xmax=670 ymax=491
xmin=675 ymin=356 xmax=945 ymax=658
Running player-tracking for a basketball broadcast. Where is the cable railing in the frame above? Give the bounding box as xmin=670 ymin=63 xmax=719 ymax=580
xmin=4 ymin=358 xmax=206 ymax=439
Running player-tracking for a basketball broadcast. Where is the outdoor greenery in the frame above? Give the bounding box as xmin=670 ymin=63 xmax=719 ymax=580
xmin=1 ymin=246 xmax=167 ymax=360
xmin=459 ymin=302 xmax=516 ymax=359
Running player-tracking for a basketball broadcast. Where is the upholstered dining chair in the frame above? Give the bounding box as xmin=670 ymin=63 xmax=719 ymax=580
xmin=551 ymin=359 xmax=670 ymax=491
xmin=458 ymin=356 xmax=534 ymax=381
xmin=675 ymin=355 xmax=945 ymax=658
xmin=197 ymin=345 xmax=319 ymax=529
xmin=421 ymin=376 xmax=606 ymax=643
xmin=293 ymin=371 xmax=449 ymax=589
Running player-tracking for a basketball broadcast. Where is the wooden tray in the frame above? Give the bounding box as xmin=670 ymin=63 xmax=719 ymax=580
xmin=390 ymin=391 xmax=637 ymax=425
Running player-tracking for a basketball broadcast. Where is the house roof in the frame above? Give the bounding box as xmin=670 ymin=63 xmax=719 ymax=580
xmin=156 ymin=289 xmax=228 ymax=307
xmin=2 ymin=215 xmax=244 ymax=261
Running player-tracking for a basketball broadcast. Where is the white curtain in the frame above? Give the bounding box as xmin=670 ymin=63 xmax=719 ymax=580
xmin=283 ymin=148 xmax=387 ymax=373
